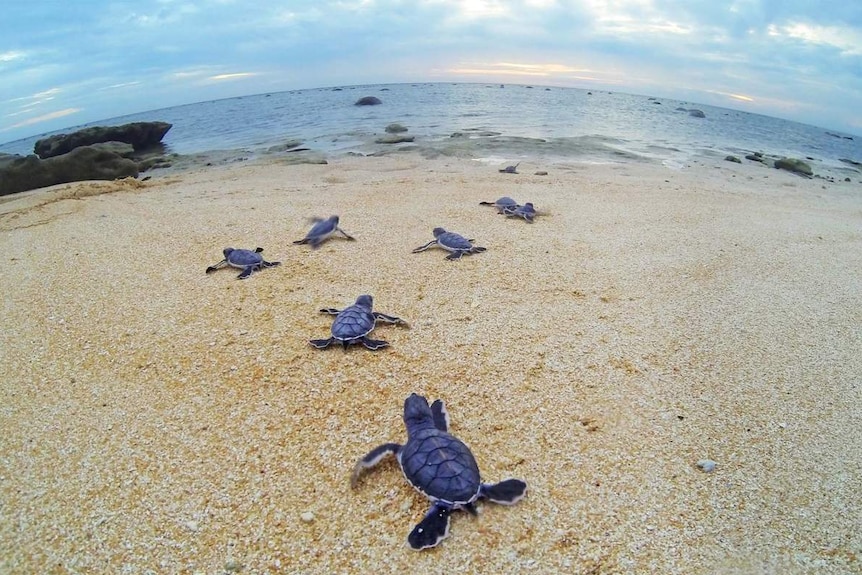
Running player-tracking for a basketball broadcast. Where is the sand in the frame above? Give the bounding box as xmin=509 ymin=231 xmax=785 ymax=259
xmin=1 ymin=153 xmax=860 ymax=574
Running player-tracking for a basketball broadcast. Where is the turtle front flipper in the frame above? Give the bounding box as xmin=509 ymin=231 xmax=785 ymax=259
xmin=373 ymin=312 xmax=407 ymax=326
xmin=360 ymin=337 xmax=390 ymax=350
xmin=261 ymin=260 xmax=280 ymax=268
xmin=236 ymin=266 xmax=256 ymax=280
xmin=337 ymin=227 xmax=356 ymax=241
xmin=350 ymin=442 xmax=402 ymax=488
xmin=430 ymin=399 xmax=449 ymax=432
xmin=319 ymin=308 xmax=343 ymax=315
xmin=292 ymin=238 xmax=310 ymax=245
xmin=411 ymin=240 xmax=438 ymax=253
xmin=309 ymin=337 xmax=335 ymax=349
xmin=408 ymin=505 xmax=452 ymax=550
xmin=206 ymin=259 xmax=227 ymax=274
xmin=479 ymin=479 xmax=527 ymax=505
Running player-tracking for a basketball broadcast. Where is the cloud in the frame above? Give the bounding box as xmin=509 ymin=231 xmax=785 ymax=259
xmin=4 ymin=108 xmax=82 ymax=131
xmin=207 ymin=72 xmax=259 ymax=81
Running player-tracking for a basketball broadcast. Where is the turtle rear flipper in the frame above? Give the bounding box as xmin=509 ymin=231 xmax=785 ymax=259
xmin=292 ymin=238 xmax=310 ymax=245
xmin=445 ymin=251 xmax=464 ymax=261
xmin=360 ymin=337 xmax=390 ymax=350
xmin=430 ymin=400 xmax=449 ymax=432
xmin=351 ymin=442 xmax=402 ymax=487
xmin=309 ymin=337 xmax=335 ymax=349
xmin=471 ymin=247 xmax=487 ymax=254
xmin=261 ymin=260 xmax=280 ymax=268
xmin=480 ymin=479 xmax=527 ymax=505
xmin=408 ymin=505 xmax=452 ymax=550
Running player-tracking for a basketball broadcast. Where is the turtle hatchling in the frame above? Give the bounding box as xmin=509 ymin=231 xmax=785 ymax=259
xmin=293 ymin=215 xmax=356 ymax=249
xmin=479 ymin=196 xmax=518 ymax=214
xmin=351 ymin=393 xmax=527 ymax=550
xmin=309 ymin=294 xmax=408 ymax=351
xmin=412 ymin=228 xmax=487 ymax=260
xmin=205 ymin=247 xmax=280 ymax=280
xmin=507 ymin=202 xmax=537 ymax=223
xmin=498 ymin=162 xmax=520 ymax=174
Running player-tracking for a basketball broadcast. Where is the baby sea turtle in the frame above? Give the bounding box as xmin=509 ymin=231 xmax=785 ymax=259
xmin=351 ymin=393 xmax=527 ymax=550
xmin=309 ymin=294 xmax=408 ymax=351
xmin=507 ymin=202 xmax=537 ymax=223
xmin=205 ymin=247 xmax=280 ymax=280
xmin=479 ymin=196 xmax=518 ymax=214
xmin=412 ymin=228 xmax=487 ymax=260
xmin=498 ymin=162 xmax=520 ymax=174
xmin=293 ymin=215 xmax=355 ymax=249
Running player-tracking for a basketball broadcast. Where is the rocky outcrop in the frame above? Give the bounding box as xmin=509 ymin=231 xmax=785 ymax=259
xmin=34 ymin=121 xmax=172 ymax=158
xmin=0 ymin=146 xmax=139 ymax=196
xmin=688 ymin=109 xmax=706 ymax=118
xmin=355 ymin=96 xmax=382 ymax=106
xmin=774 ymin=157 xmax=813 ymax=176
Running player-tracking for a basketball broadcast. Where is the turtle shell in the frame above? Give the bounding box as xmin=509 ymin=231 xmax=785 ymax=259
xmin=331 ymin=304 xmax=376 ymax=341
xmin=436 ymin=231 xmax=473 ymax=251
xmin=307 ymin=216 xmax=338 ymax=239
xmin=399 ymin=427 xmax=481 ymax=505
xmin=226 ymin=249 xmax=263 ymax=267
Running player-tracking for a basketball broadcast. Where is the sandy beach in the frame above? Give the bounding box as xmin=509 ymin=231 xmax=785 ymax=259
xmin=1 ymin=153 xmax=860 ymax=574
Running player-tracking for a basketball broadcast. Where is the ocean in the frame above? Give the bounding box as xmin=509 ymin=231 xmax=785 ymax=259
xmin=2 ymin=82 xmax=861 ymax=178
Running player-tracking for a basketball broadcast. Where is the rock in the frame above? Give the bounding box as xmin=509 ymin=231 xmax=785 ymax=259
xmin=724 ymin=155 xmax=741 ymax=163
xmin=385 ymin=123 xmax=408 ymax=133
xmin=696 ymin=459 xmax=717 ymax=473
xmin=34 ymin=121 xmax=172 ymax=158
xmin=375 ymin=134 xmax=414 ymax=144
xmin=688 ymin=109 xmax=706 ymax=118
xmin=745 ymin=152 xmax=765 ymax=163
xmin=0 ymin=146 xmax=139 ymax=196
xmin=355 ymin=96 xmax=382 ymax=106
xmin=300 ymin=511 xmax=315 ymax=523
xmin=534 ymin=171 xmax=549 ymax=176
xmin=774 ymin=157 xmax=813 ymax=176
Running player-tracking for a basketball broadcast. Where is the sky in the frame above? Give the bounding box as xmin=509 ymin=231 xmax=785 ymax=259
xmin=2 ymin=0 xmax=861 ymax=144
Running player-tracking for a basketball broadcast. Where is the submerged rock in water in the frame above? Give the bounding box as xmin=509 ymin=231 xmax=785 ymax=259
xmin=355 ymin=96 xmax=382 ymax=106
xmin=375 ymin=134 xmax=414 ymax=144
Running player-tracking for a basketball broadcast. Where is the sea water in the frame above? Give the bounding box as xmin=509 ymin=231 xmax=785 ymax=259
xmin=2 ymin=83 xmax=860 ymax=177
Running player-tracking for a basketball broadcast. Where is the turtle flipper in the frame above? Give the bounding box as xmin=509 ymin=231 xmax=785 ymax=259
xmin=293 ymin=238 xmax=310 ymax=245
xmin=351 ymin=442 xmax=402 ymax=487
xmin=337 ymin=227 xmax=356 ymax=241
xmin=319 ymin=307 xmax=342 ymax=315
xmin=445 ymin=251 xmax=464 ymax=260
xmin=411 ymin=240 xmax=438 ymax=253
xmin=206 ymin=259 xmax=227 ymax=274
xmin=471 ymin=246 xmax=488 ymax=254
xmin=373 ymin=312 xmax=407 ymax=326
xmin=360 ymin=337 xmax=390 ymax=350
xmin=479 ymin=479 xmax=527 ymax=505
xmin=236 ymin=266 xmax=257 ymax=279
xmin=262 ymin=260 xmax=280 ymax=268
xmin=430 ymin=399 xmax=449 ymax=432
xmin=408 ymin=505 xmax=452 ymax=550
xmin=254 ymin=247 xmax=264 ymax=253
xmin=309 ymin=337 xmax=335 ymax=349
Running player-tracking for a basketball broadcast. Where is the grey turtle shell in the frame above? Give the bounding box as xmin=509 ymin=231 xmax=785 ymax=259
xmin=307 ymin=216 xmax=339 ymax=239
xmin=330 ymin=301 xmax=376 ymax=341
xmin=400 ymin=426 xmax=481 ymax=505
xmin=225 ymin=248 xmax=263 ymax=267
xmin=433 ymin=229 xmax=474 ymax=251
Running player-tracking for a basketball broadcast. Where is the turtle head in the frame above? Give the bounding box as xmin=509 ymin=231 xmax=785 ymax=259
xmin=223 ymin=247 xmax=235 ymax=258
xmin=403 ymin=393 xmax=434 ymax=430
xmin=432 ymin=227 xmax=446 ymax=238
xmin=355 ymin=294 xmax=373 ymax=309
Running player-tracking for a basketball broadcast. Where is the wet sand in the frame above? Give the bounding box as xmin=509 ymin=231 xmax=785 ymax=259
xmin=1 ymin=154 xmax=860 ymax=573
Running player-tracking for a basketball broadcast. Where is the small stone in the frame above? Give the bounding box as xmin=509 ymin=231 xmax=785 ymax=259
xmin=300 ymin=511 xmax=315 ymax=523
xmin=224 ymin=559 xmax=242 ymax=572
xmin=697 ymin=459 xmax=717 ymax=473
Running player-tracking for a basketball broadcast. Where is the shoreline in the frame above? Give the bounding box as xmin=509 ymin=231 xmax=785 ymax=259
xmin=1 ymin=153 xmax=860 ymax=573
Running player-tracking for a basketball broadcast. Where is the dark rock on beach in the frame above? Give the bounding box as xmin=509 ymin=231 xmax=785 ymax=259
xmin=725 ymin=155 xmax=742 ymax=163
xmin=688 ymin=109 xmax=706 ymax=118
xmin=774 ymin=157 xmax=813 ymax=176
xmin=385 ymin=123 xmax=408 ymax=133
xmin=34 ymin=121 xmax=172 ymax=158
xmin=355 ymin=96 xmax=382 ymax=106
xmin=375 ymin=134 xmax=414 ymax=144
xmin=0 ymin=146 xmax=139 ymax=196
xmin=745 ymin=152 xmax=766 ymax=163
